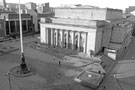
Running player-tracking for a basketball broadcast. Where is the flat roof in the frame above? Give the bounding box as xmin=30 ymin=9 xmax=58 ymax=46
xmin=40 ymin=22 xmax=97 ymax=29
xmin=8 ymin=14 xmax=31 ymax=19
xmin=54 ymin=7 xmax=122 ymax=12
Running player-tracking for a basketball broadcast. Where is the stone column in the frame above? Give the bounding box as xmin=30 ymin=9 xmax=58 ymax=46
xmin=66 ymin=30 xmax=69 ymax=49
xmin=60 ymin=29 xmax=64 ymax=48
xmin=55 ymin=29 xmax=58 ymax=46
xmin=26 ymin=20 xmax=28 ymax=32
xmin=51 ymin=28 xmax=54 ymax=46
xmin=78 ymin=32 xmax=81 ymax=51
xmin=46 ymin=28 xmax=48 ymax=44
xmin=14 ymin=20 xmax=17 ymax=33
xmin=9 ymin=21 xmax=11 ymax=34
xmin=85 ymin=32 xmax=88 ymax=53
xmin=57 ymin=29 xmax=60 ymax=46
xmin=72 ymin=31 xmax=75 ymax=50
xmin=44 ymin=27 xmax=46 ymax=43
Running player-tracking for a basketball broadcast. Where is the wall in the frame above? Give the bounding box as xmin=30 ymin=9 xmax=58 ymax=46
xmin=54 ymin=8 xmax=106 ymax=20
xmin=86 ymin=31 xmax=96 ymax=54
xmin=102 ymin=27 xmax=111 ymax=48
xmin=51 ymin=18 xmax=104 ymax=27
xmin=95 ymin=28 xmax=103 ymax=53
xmin=25 ymin=9 xmax=38 ymax=32
xmin=48 ymin=28 xmax=51 ymax=45
xmin=106 ymin=9 xmax=122 ymax=20
xmin=40 ymin=27 xmax=46 ymax=43
xmin=0 ymin=19 xmax=5 ymax=37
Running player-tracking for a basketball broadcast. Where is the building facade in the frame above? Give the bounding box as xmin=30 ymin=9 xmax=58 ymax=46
xmin=40 ymin=7 xmax=123 ymax=56
xmin=0 ymin=13 xmax=33 ymax=37
xmin=40 ymin=20 xmax=104 ymax=54
xmin=37 ymin=3 xmax=50 ymax=14
xmin=25 ymin=2 xmax=36 ymax=11
xmin=103 ymin=19 xmax=133 ymax=60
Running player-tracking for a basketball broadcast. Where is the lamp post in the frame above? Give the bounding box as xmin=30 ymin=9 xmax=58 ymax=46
xmin=6 ymin=72 xmax=12 ymax=90
xmin=114 ymin=74 xmax=124 ymax=90
xmin=18 ymin=0 xmax=29 ymax=74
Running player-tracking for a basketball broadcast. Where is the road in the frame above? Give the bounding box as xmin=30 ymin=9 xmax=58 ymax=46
xmin=97 ymin=36 xmax=135 ymax=90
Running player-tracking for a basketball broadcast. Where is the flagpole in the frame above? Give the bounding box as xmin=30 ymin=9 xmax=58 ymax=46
xmin=18 ymin=0 xmax=29 ymax=74
xmin=19 ymin=0 xmax=23 ymax=54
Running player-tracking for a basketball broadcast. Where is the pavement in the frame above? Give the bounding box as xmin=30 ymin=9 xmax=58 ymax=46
xmin=99 ymin=36 xmax=135 ymax=90
xmin=0 ymin=35 xmax=91 ymax=90
xmin=0 ymin=35 xmax=135 ymax=90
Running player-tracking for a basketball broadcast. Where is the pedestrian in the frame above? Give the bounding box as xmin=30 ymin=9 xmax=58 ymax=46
xmin=131 ymin=56 xmax=134 ymax=60
xmin=102 ymin=86 xmax=106 ymax=90
xmin=59 ymin=61 xmax=61 ymax=66
xmin=58 ymin=73 xmax=61 ymax=79
xmin=98 ymin=71 xmax=101 ymax=74
xmin=53 ymin=56 xmax=56 ymax=60
xmin=67 ymin=84 xmax=70 ymax=90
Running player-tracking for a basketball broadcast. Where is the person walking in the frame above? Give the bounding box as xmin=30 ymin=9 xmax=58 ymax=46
xmin=59 ymin=61 xmax=61 ymax=66
xmin=53 ymin=56 xmax=56 ymax=60
xmin=58 ymin=73 xmax=61 ymax=79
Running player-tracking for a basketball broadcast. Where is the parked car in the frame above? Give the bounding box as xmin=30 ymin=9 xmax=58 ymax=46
xmin=74 ymin=70 xmax=105 ymax=89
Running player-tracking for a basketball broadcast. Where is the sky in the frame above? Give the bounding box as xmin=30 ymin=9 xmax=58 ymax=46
xmin=1 ymin=0 xmax=135 ymax=10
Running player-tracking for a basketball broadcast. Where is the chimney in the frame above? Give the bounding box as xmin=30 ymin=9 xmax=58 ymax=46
xmin=3 ymin=0 xmax=6 ymax=8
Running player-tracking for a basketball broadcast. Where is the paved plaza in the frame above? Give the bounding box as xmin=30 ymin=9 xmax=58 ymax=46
xmin=0 ymin=35 xmax=135 ymax=90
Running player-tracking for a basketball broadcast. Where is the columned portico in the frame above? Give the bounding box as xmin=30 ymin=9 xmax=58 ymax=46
xmin=40 ymin=23 xmax=101 ymax=55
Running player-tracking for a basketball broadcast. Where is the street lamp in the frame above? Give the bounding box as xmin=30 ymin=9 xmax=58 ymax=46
xmin=113 ymin=74 xmax=124 ymax=90
xmin=6 ymin=71 xmax=12 ymax=90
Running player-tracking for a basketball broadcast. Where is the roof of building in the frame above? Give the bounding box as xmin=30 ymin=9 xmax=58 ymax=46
xmin=8 ymin=14 xmax=31 ymax=19
xmin=7 ymin=3 xmax=26 ymax=9
xmin=40 ymin=22 xmax=98 ymax=29
xmin=38 ymin=13 xmax=54 ymax=18
xmin=127 ymin=14 xmax=135 ymax=22
xmin=0 ymin=13 xmax=31 ymax=20
xmin=54 ymin=7 xmax=122 ymax=12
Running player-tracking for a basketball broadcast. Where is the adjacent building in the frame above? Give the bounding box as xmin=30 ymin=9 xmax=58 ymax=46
xmin=0 ymin=13 xmax=33 ymax=37
xmin=37 ymin=3 xmax=50 ymax=14
xmin=40 ymin=6 xmax=123 ymax=56
xmin=25 ymin=2 xmax=36 ymax=11
xmin=104 ymin=19 xmax=133 ymax=59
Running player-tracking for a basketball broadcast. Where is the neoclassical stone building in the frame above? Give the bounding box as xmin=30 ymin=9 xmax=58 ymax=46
xmin=40 ymin=7 xmax=122 ymax=55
